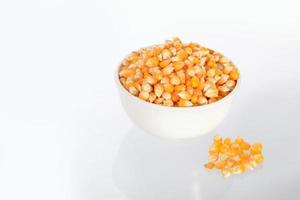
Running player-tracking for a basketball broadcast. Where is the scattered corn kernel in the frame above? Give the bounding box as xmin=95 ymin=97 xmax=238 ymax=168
xmin=204 ymin=135 xmax=264 ymax=177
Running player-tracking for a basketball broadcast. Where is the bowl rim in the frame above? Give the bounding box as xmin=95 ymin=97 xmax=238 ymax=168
xmin=115 ymin=59 xmax=241 ymax=111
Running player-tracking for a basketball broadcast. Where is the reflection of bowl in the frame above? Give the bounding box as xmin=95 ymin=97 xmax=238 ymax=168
xmin=115 ymin=65 xmax=241 ymax=140
xmin=112 ymin=128 xmax=233 ymax=200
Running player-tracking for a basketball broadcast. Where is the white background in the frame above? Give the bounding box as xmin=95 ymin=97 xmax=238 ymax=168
xmin=0 ymin=0 xmax=300 ymax=199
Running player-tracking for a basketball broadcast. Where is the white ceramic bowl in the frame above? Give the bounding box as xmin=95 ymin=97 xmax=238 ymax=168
xmin=115 ymin=65 xmax=240 ymax=140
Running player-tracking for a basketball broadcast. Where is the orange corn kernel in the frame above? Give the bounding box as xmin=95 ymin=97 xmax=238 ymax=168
xmin=191 ymin=76 xmax=200 ymax=88
xmin=177 ymin=49 xmax=189 ymax=61
xmin=119 ymin=38 xmax=239 ymax=107
xmin=159 ymin=59 xmax=171 ymax=68
xmin=229 ymin=68 xmax=239 ymax=80
xmin=164 ymin=83 xmax=174 ymax=93
xmin=177 ymin=99 xmax=193 ymax=107
xmin=154 ymin=83 xmax=164 ymax=97
xmin=204 ymin=162 xmax=215 ymax=169
xmin=178 ymin=91 xmax=192 ymax=100
xmin=173 ymin=61 xmax=185 ymax=71
xmin=146 ymin=57 xmax=159 ymax=67
xmin=204 ymin=135 xmax=264 ymax=177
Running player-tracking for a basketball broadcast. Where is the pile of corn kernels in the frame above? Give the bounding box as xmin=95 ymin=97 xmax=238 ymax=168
xmin=118 ymin=38 xmax=239 ymax=107
xmin=204 ymin=135 xmax=264 ymax=177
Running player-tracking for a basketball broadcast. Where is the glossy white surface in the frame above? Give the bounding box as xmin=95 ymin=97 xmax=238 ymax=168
xmin=0 ymin=0 xmax=300 ymax=200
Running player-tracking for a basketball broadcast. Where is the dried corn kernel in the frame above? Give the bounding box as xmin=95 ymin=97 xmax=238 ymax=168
xmin=204 ymin=135 xmax=264 ymax=177
xmin=170 ymin=75 xmax=181 ymax=85
xmin=229 ymin=68 xmax=239 ymax=80
xmin=154 ymin=83 xmax=164 ymax=97
xmin=148 ymin=92 xmax=156 ymax=103
xmin=141 ymin=83 xmax=152 ymax=93
xmin=139 ymin=91 xmax=149 ymax=100
xmin=163 ymin=83 xmax=174 ymax=93
xmin=146 ymin=57 xmax=159 ymax=67
xmin=178 ymin=99 xmax=193 ymax=107
xmin=204 ymin=88 xmax=218 ymax=98
xmin=163 ymin=99 xmax=174 ymax=107
xmin=162 ymin=92 xmax=171 ymax=100
xmin=162 ymin=64 xmax=174 ymax=75
xmin=191 ymin=76 xmax=200 ymax=88
xmin=119 ymin=38 xmax=239 ymax=107
xmin=173 ymin=61 xmax=185 ymax=71
xmin=178 ymin=91 xmax=192 ymax=100
xmin=159 ymin=59 xmax=171 ymax=68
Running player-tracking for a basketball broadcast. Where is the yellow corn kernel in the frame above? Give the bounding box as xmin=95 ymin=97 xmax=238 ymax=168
xmin=191 ymin=76 xmax=200 ymax=88
xmin=187 ymin=68 xmax=195 ymax=77
xmin=145 ymin=75 xmax=156 ymax=85
xmin=178 ymin=91 xmax=192 ymax=100
xmin=154 ymin=97 xmax=163 ymax=104
xmin=206 ymin=68 xmax=216 ymax=77
xmin=162 ymin=64 xmax=174 ymax=75
xmin=198 ymin=96 xmax=208 ymax=105
xmin=119 ymin=68 xmax=135 ymax=78
xmin=128 ymin=86 xmax=138 ymax=95
xmin=217 ymin=74 xmax=229 ymax=85
xmin=252 ymin=143 xmax=263 ymax=151
xmin=193 ymin=88 xmax=203 ymax=96
xmin=173 ymin=61 xmax=185 ymax=71
xmin=219 ymin=57 xmax=231 ymax=64
xmin=163 ymin=99 xmax=174 ymax=107
xmin=188 ymin=56 xmax=200 ymax=64
xmin=224 ymin=138 xmax=232 ymax=145
xmin=159 ymin=59 xmax=171 ymax=68
xmin=225 ymin=80 xmax=236 ymax=89
xmin=160 ymin=76 xmax=170 ymax=84
xmin=154 ymin=83 xmax=164 ymax=97
xmin=204 ymin=162 xmax=215 ymax=169
xmin=184 ymin=47 xmax=193 ymax=55
xmin=177 ymin=49 xmax=189 ymax=61
xmin=148 ymin=92 xmax=156 ymax=103
xmin=176 ymin=70 xmax=186 ymax=84
xmin=191 ymin=95 xmax=198 ymax=104
xmin=209 ymin=154 xmax=219 ymax=162
xmin=229 ymin=68 xmax=239 ymax=80
xmin=170 ymin=75 xmax=180 ymax=85
xmin=207 ymin=59 xmax=216 ymax=68
xmin=186 ymin=85 xmax=194 ymax=95
xmin=127 ymin=52 xmax=139 ymax=62
xmin=141 ymin=82 xmax=152 ymax=93
xmin=185 ymin=59 xmax=193 ymax=68
xmin=139 ymin=91 xmax=149 ymax=100
xmin=164 ymin=83 xmax=174 ymax=93
xmin=146 ymin=57 xmax=159 ymax=67
xmin=252 ymin=154 xmax=264 ymax=164
xmin=153 ymin=72 xmax=163 ymax=81
xmin=241 ymin=141 xmax=250 ymax=150
xmin=148 ymin=67 xmax=160 ymax=75
xmin=204 ymin=88 xmax=218 ymax=98
xmin=174 ymin=84 xmax=186 ymax=92
xmin=162 ymin=92 xmax=171 ymax=100
xmin=172 ymin=91 xmax=180 ymax=103
xmin=223 ymin=64 xmax=233 ymax=74
xmin=153 ymin=47 xmax=162 ymax=56
xmin=214 ymin=161 xmax=225 ymax=170
xmin=177 ymin=99 xmax=193 ymax=107
xmin=119 ymin=77 xmax=126 ymax=86
xmin=161 ymin=49 xmax=172 ymax=60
